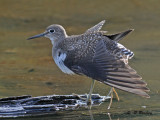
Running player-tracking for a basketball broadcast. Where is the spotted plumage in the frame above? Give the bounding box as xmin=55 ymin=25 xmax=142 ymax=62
xmin=27 ymin=20 xmax=150 ymax=99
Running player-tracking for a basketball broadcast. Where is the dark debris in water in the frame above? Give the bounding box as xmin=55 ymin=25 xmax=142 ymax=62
xmin=28 ymin=68 xmax=35 ymax=73
xmin=108 ymin=110 xmax=153 ymax=120
xmin=125 ymin=110 xmax=152 ymax=115
xmin=0 ymin=94 xmax=109 ymax=118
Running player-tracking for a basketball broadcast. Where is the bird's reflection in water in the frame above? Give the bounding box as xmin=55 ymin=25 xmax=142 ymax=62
xmin=88 ymin=109 xmax=120 ymax=120
xmin=89 ymin=110 xmax=94 ymax=120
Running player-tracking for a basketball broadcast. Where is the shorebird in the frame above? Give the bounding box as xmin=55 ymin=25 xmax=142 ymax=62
xmin=27 ymin=20 xmax=150 ymax=108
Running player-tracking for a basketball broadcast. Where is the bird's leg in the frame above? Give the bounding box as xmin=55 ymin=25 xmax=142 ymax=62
xmin=107 ymin=87 xmax=113 ymax=97
xmin=112 ymin=87 xmax=120 ymax=101
xmin=72 ymin=79 xmax=95 ymax=103
xmin=107 ymin=87 xmax=120 ymax=109
xmin=107 ymin=88 xmax=113 ymax=109
xmin=86 ymin=79 xmax=95 ymax=105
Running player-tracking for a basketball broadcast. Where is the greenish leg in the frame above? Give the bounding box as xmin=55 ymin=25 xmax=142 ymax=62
xmin=86 ymin=79 xmax=95 ymax=105
xmin=107 ymin=87 xmax=113 ymax=109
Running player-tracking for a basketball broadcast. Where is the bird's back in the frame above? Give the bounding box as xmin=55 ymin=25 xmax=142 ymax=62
xmin=59 ymin=31 xmax=132 ymax=64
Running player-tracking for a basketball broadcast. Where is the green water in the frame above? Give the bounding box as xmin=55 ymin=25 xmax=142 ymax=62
xmin=0 ymin=0 xmax=160 ymax=119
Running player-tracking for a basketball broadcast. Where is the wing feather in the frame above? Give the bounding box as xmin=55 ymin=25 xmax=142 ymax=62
xmin=106 ymin=29 xmax=134 ymax=42
xmin=86 ymin=20 xmax=106 ymax=33
xmin=64 ymin=39 xmax=150 ymax=98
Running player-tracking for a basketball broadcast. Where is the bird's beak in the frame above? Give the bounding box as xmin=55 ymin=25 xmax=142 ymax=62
xmin=27 ymin=31 xmax=48 ymax=40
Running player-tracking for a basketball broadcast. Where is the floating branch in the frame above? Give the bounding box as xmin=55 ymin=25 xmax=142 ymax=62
xmin=0 ymin=94 xmax=110 ymax=118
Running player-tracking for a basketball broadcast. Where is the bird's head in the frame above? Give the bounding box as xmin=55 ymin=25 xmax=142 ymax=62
xmin=27 ymin=24 xmax=67 ymax=44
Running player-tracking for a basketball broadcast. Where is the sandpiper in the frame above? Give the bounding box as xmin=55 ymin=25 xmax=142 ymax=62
xmin=27 ymin=20 xmax=150 ymax=108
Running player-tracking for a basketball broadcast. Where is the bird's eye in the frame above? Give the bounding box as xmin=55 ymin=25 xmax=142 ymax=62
xmin=49 ymin=29 xmax=55 ymax=33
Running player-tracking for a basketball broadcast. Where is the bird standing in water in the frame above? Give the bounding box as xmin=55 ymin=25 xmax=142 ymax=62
xmin=27 ymin=20 xmax=150 ymax=108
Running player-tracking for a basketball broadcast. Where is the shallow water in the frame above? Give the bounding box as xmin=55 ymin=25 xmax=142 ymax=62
xmin=0 ymin=0 xmax=160 ymax=119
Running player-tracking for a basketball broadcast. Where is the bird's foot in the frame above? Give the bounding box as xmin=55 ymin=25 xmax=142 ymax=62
xmin=86 ymin=97 xmax=92 ymax=105
xmin=72 ymin=93 xmax=93 ymax=105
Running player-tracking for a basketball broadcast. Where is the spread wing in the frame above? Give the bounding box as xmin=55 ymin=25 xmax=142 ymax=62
xmin=106 ymin=29 xmax=134 ymax=42
xmin=64 ymin=40 xmax=150 ymax=98
xmin=85 ymin=20 xmax=107 ymax=33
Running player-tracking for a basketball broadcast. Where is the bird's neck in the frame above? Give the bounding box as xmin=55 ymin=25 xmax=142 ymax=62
xmin=50 ymin=35 xmax=67 ymax=46
xmin=49 ymin=30 xmax=68 ymax=46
